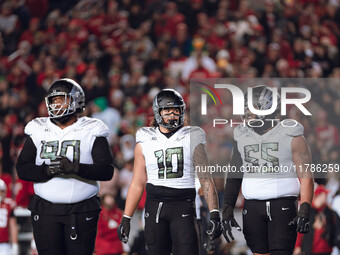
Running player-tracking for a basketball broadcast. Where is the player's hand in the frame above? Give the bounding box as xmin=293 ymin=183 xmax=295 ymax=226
xmin=117 ymin=216 xmax=131 ymax=244
xmin=206 ymin=210 xmax=222 ymax=240
xmin=222 ymin=204 xmax=241 ymax=243
xmin=45 ymin=157 xmax=62 ymax=176
xmin=58 ymin=156 xmax=79 ymax=174
xmin=289 ymin=202 xmax=310 ymax=233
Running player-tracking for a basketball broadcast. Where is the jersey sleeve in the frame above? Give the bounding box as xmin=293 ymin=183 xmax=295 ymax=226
xmin=285 ymin=120 xmax=304 ymax=137
xmin=190 ymin=126 xmax=206 ymax=149
xmin=233 ymin=125 xmax=247 ymax=142
xmin=79 ymin=117 xmax=110 ymax=137
xmin=92 ymin=119 xmax=110 ymax=137
xmin=24 ymin=118 xmax=47 ymax=136
xmin=136 ymin=127 xmax=155 ymax=143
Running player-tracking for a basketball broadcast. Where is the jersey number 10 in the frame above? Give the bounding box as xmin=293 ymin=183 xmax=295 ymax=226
xmin=154 ymin=147 xmax=184 ymax=179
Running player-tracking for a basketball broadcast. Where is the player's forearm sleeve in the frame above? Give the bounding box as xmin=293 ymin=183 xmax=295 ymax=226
xmin=16 ymin=137 xmax=52 ymax=182
xmin=78 ymin=137 xmax=114 ymax=181
xmin=224 ymin=141 xmax=243 ymax=207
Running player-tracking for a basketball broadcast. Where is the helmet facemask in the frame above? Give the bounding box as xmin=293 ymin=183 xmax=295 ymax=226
xmin=45 ymin=92 xmax=76 ymax=118
xmin=158 ymin=106 xmax=185 ymax=130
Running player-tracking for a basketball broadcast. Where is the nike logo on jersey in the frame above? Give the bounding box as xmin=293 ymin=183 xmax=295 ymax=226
xmin=282 ymin=207 xmax=289 ymax=211
xmin=182 ymin=214 xmax=190 ymax=217
xmin=86 ymin=217 xmax=94 ymax=221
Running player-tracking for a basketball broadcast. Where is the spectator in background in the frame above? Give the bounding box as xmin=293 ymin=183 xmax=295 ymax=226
xmin=119 ymin=134 xmax=135 ymax=162
xmin=294 ymin=185 xmax=336 ymax=255
xmin=91 ymin=96 xmax=121 ymax=146
xmin=181 ymin=37 xmax=216 ymax=81
xmin=14 ymin=178 xmax=34 ymax=208
xmin=315 ymin=109 xmax=339 ymax=155
xmin=95 ymin=193 xmax=125 ymax=255
xmin=118 ymin=159 xmax=134 ymax=210
xmin=0 ymin=179 xmax=18 ymax=255
xmin=0 ymin=2 xmax=19 ymax=55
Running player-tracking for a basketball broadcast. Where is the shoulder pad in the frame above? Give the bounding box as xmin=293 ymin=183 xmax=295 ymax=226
xmin=186 ymin=126 xmax=206 ymax=145
xmin=79 ymin=117 xmax=109 ymax=137
xmin=136 ymin=127 xmax=157 ymax=143
xmin=233 ymin=125 xmax=249 ymax=141
xmin=282 ymin=120 xmax=304 ymax=137
xmin=24 ymin=118 xmax=48 ymax=136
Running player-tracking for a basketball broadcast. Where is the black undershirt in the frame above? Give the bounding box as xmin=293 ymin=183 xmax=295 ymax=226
xmin=158 ymin=126 xmax=180 ymax=138
xmin=16 ymin=136 xmax=114 ymax=182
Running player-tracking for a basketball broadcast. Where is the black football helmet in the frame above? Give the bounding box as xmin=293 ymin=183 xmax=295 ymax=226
xmin=153 ymin=89 xmax=185 ymax=130
xmin=45 ymin=78 xmax=85 ymax=119
xmin=244 ymin=85 xmax=280 ymax=130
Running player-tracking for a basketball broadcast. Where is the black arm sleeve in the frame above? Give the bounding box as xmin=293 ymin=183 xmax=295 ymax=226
xmin=16 ymin=136 xmax=52 ymax=182
xmin=77 ymin=136 xmax=114 ymax=181
xmin=224 ymin=140 xmax=244 ymax=207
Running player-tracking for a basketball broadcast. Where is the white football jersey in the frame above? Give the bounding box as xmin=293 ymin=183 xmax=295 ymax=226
xmin=136 ymin=126 xmax=206 ymax=189
xmin=25 ymin=117 xmax=109 ymax=203
xmin=234 ymin=120 xmax=303 ymax=200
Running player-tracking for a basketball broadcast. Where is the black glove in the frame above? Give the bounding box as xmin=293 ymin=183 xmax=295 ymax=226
xmin=58 ymin=156 xmax=79 ymax=174
xmin=206 ymin=211 xmax=222 ymax=240
xmin=289 ymin=202 xmax=310 ymax=233
xmin=222 ymin=204 xmax=241 ymax=243
xmin=117 ymin=216 xmax=131 ymax=244
xmin=45 ymin=158 xmax=62 ymax=177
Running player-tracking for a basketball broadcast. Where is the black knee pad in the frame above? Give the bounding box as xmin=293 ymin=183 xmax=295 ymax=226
xmin=271 ymin=250 xmax=292 ymax=255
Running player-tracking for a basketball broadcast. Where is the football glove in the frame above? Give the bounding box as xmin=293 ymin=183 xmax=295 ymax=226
xmin=289 ymin=202 xmax=310 ymax=233
xmin=58 ymin=156 xmax=79 ymax=174
xmin=222 ymin=204 xmax=241 ymax=243
xmin=206 ymin=210 xmax=222 ymax=240
xmin=45 ymin=157 xmax=62 ymax=176
xmin=45 ymin=156 xmax=79 ymax=177
xmin=117 ymin=216 xmax=131 ymax=244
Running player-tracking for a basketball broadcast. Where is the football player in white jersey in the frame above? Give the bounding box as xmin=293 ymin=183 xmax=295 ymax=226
xmin=222 ymin=85 xmax=314 ymax=255
xmin=16 ymin=78 xmax=114 ymax=255
xmin=117 ymin=89 xmax=221 ymax=255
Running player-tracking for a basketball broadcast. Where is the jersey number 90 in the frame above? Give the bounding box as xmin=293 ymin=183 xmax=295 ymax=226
xmin=40 ymin=140 xmax=80 ymax=161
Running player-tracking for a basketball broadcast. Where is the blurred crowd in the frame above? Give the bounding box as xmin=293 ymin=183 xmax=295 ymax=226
xmin=0 ymin=0 xmax=339 ymax=253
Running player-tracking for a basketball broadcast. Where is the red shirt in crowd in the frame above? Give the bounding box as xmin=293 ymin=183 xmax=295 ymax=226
xmin=15 ymin=179 xmax=34 ymax=208
xmin=95 ymin=205 xmax=124 ymax=255
xmin=0 ymin=198 xmax=15 ymax=243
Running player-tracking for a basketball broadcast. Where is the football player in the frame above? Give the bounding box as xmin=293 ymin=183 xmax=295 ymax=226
xmin=0 ymin=179 xmax=18 ymax=255
xmin=222 ymin=85 xmax=314 ymax=255
xmin=117 ymin=89 xmax=221 ymax=255
xmin=16 ymin=78 xmax=114 ymax=255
